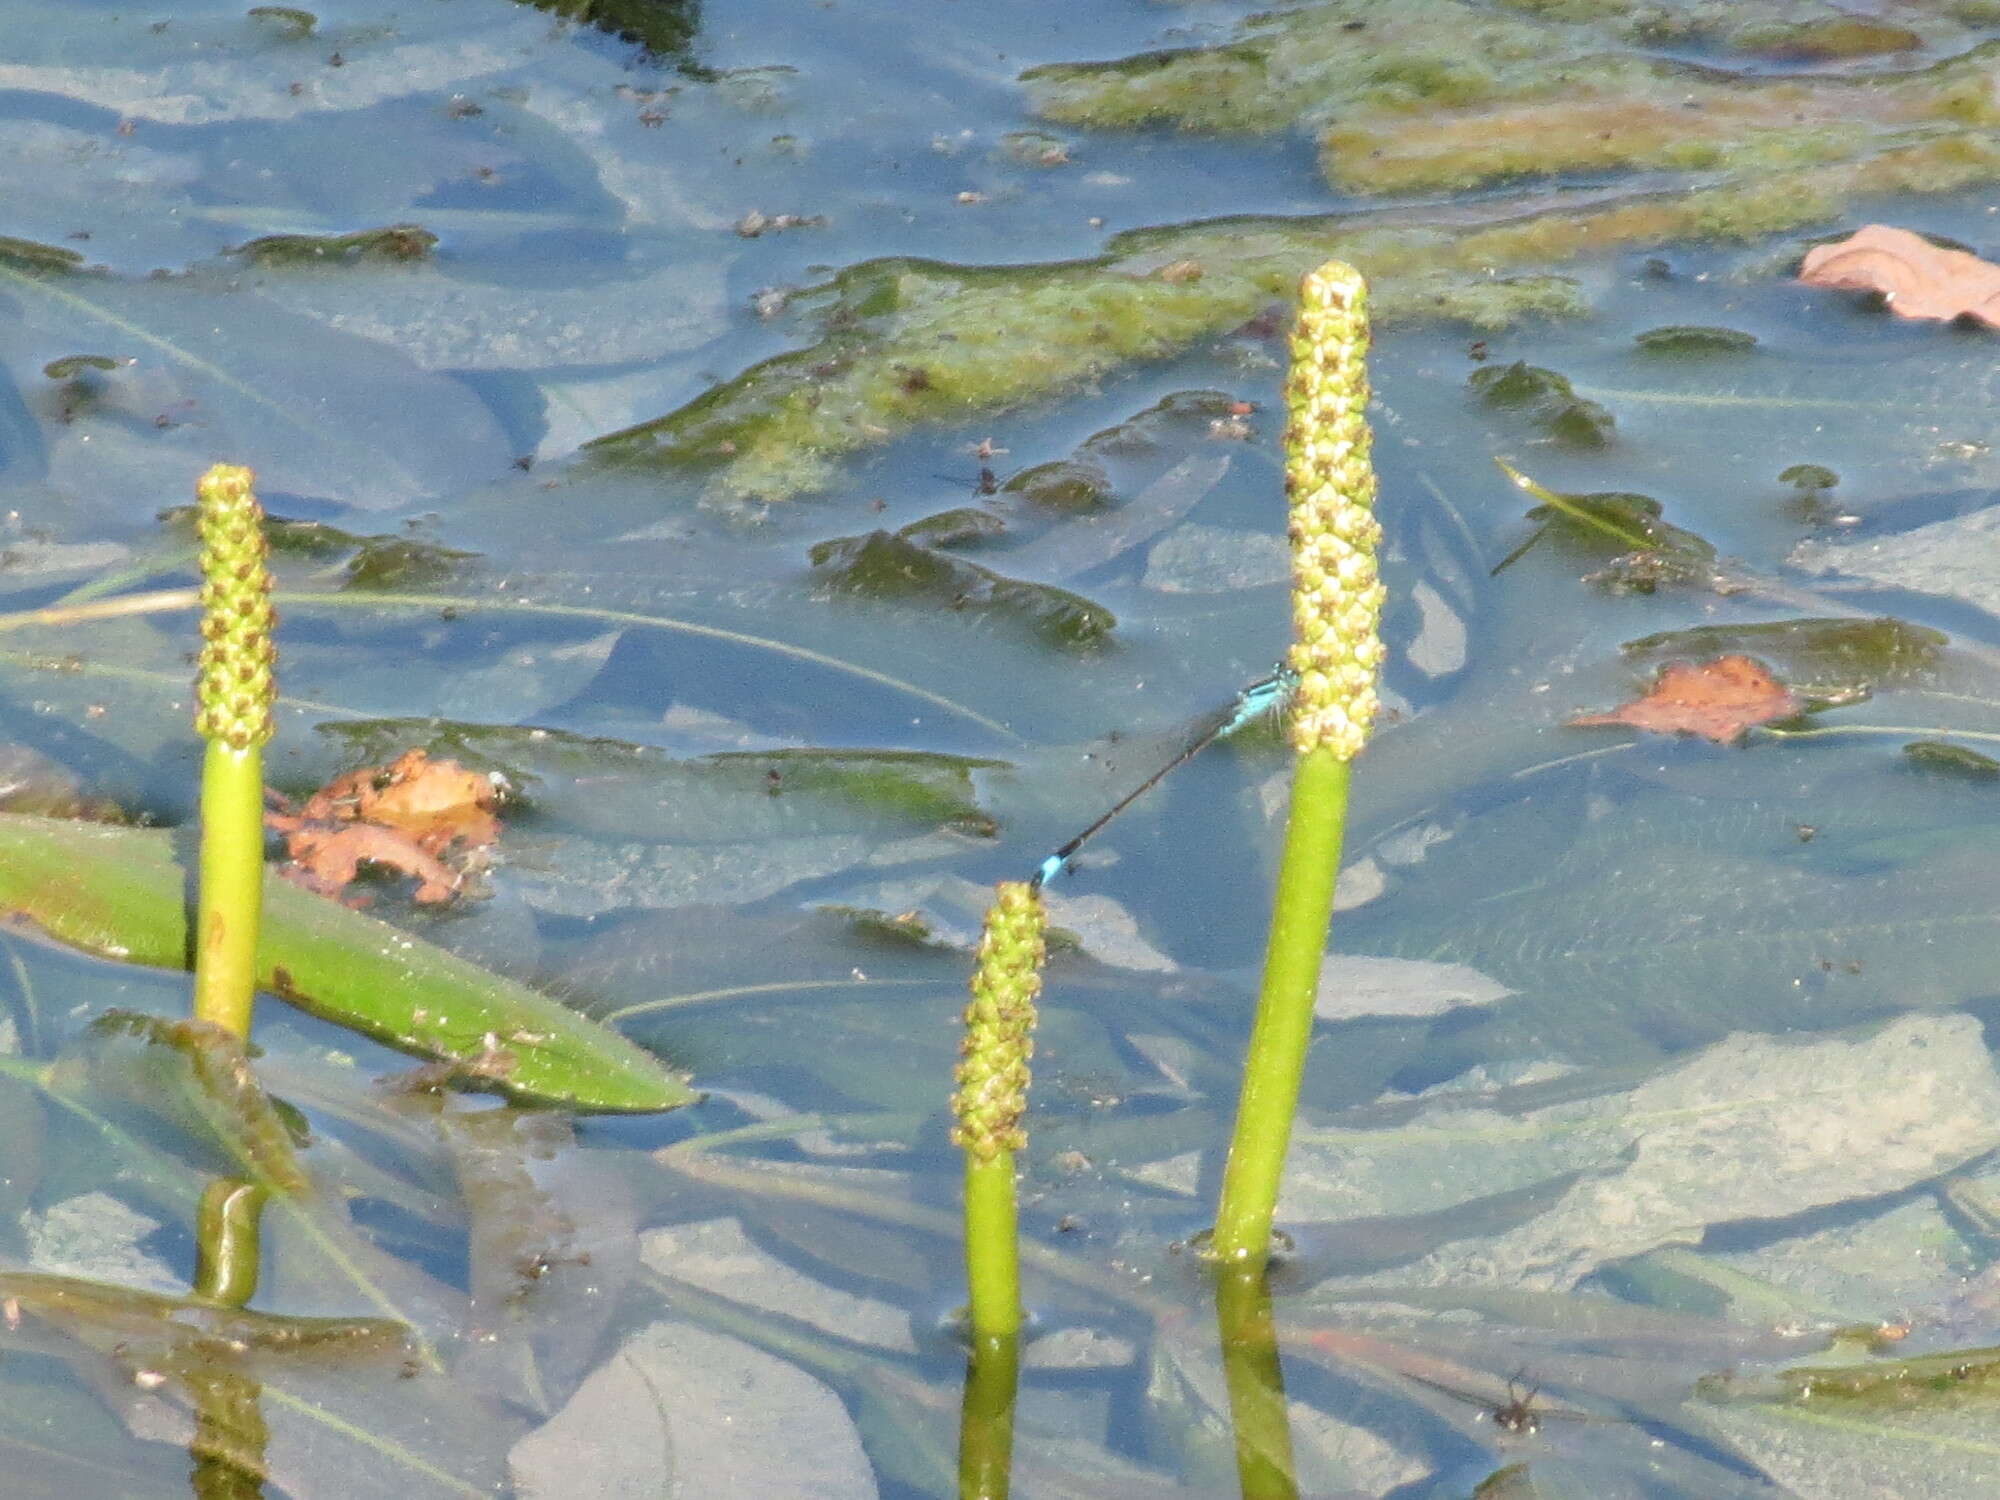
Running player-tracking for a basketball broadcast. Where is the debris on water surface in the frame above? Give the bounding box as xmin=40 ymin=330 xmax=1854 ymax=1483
xmin=1569 ymin=655 xmax=1803 ymax=745
xmin=268 ymin=749 xmax=503 ymax=905
xmin=1799 ymin=224 xmax=2000 ymax=330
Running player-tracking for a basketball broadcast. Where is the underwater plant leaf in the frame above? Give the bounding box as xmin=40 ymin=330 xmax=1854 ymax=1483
xmin=1695 ymin=1368 xmax=2000 ymax=1498
xmin=0 ymin=265 xmax=508 ymax=510
xmin=0 ymin=1269 xmax=413 ymax=1369
xmin=1315 ymin=954 xmax=1512 ymax=1022
xmin=808 ymin=529 xmax=1116 ymax=646
xmin=1002 ymin=457 xmax=1114 ymax=513
xmin=0 ymin=1268 xmax=518 ymax=1496
xmin=1492 ymin=459 xmax=1718 ymax=586
xmin=434 ymin=1105 xmax=640 ymax=1412
xmin=1795 ymin=500 xmax=2000 ymax=624
xmin=340 ymin=537 xmax=481 ymax=592
xmin=1293 ymin=1014 xmax=2000 ymax=1292
xmin=247 ymin=6 xmax=319 ymax=37
xmin=1708 ymin=1341 xmax=2000 ymax=1411
xmin=1620 ymin=617 xmax=1946 ymax=697
xmin=1569 ymin=655 xmax=1804 ymax=744
xmin=315 ymin=720 xmax=1007 ymax=846
xmin=1799 ymin=223 xmax=2000 ymax=328
xmin=0 ymin=813 xmax=693 ymax=1113
xmin=229 ymin=224 xmax=437 ymax=266
xmin=1632 ymin=325 xmax=1759 ymax=356
xmin=508 ymin=1316 xmax=878 ymax=1499
xmin=1903 ymin=739 xmax=2000 ymax=778
xmin=515 ymin=0 xmax=703 ymax=65
xmin=1146 ymin=1306 xmax=1434 ymax=1495
xmin=1470 ymin=361 xmax=1615 ymax=447
xmin=52 ymin=1012 xmax=311 ymax=1197
xmin=895 ymin=507 xmax=1008 ymax=548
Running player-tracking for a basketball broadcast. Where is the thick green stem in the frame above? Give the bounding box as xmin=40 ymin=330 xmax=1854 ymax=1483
xmin=1212 ymin=747 xmax=1349 ymax=1264
xmin=962 ymin=1150 xmax=1021 ymax=1343
xmin=1215 ymin=1264 xmax=1299 ymax=1500
xmin=957 ymin=1329 xmax=1020 ymax=1500
xmin=192 ymin=1178 xmax=268 ymax=1308
xmin=193 ymin=743 xmax=266 ymax=1039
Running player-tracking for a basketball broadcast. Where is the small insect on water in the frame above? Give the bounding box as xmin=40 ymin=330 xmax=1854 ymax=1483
xmin=1403 ymin=1368 xmax=1604 ymax=1438
xmin=1490 ymin=1375 xmax=1544 ymax=1436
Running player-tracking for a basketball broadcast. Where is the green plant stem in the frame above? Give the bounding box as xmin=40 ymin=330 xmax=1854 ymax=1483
xmin=963 ymin=1149 xmax=1021 ymax=1343
xmin=1211 ymin=746 xmax=1349 ymax=1265
xmin=193 ymin=742 xmax=265 ymax=1040
xmin=1215 ymin=1264 xmax=1299 ymax=1500
xmin=193 ymin=1179 xmax=268 ymax=1308
xmin=957 ymin=1330 xmax=1020 ymax=1500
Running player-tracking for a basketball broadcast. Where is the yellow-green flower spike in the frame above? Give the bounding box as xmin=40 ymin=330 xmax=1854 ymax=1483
xmin=951 ymin=881 xmax=1045 ymax=1161
xmin=194 ymin=464 xmax=277 ymax=751
xmin=1282 ymin=260 xmax=1385 ymax=762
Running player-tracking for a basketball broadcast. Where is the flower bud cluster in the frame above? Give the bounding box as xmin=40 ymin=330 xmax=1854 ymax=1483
xmin=1282 ymin=261 xmax=1384 ymax=762
xmin=193 ymin=464 xmax=277 ymax=751
xmin=951 ymin=881 xmax=1045 ymax=1161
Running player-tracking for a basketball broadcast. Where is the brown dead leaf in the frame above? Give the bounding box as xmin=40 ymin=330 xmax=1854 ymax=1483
xmin=1569 ymin=654 xmax=1803 ymax=745
xmin=352 ymin=749 xmax=502 ymax=851
xmin=275 ymin=823 xmax=461 ymax=905
xmin=1798 ymin=224 xmax=2000 ymax=329
xmin=268 ymin=749 xmax=502 ymax=905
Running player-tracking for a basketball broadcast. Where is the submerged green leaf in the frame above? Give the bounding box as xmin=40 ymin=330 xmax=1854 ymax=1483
xmin=0 ymin=1268 xmax=412 ymax=1365
xmin=1471 ymin=361 xmax=1616 ymax=447
xmin=516 ymin=0 xmax=703 ymax=64
xmin=1002 ymin=458 xmax=1115 ymax=513
xmin=896 ymin=508 xmax=1007 ymax=548
xmin=1621 ymin=617 xmax=1947 ymax=697
xmin=1632 ymin=325 xmax=1759 ymax=356
xmin=0 ymin=236 xmax=83 ymax=274
xmin=341 ymin=537 xmax=480 ymax=591
xmin=1290 ymin=1014 xmax=2000 ymax=1291
xmin=314 ymin=720 xmax=1007 ymax=845
xmin=1492 ymin=458 xmax=1716 ymax=588
xmin=809 ymin=529 xmax=1115 ymax=646
xmin=0 ymin=814 xmax=693 ymax=1113
xmin=51 ymin=1012 xmax=311 ymax=1196
xmin=1903 ymin=739 xmax=2000 ymax=779
xmin=229 ymin=225 xmax=438 ymax=266
xmin=245 ymin=6 xmax=319 ymax=37
xmin=40 ymin=354 xmax=118 ymax=380
xmin=1706 ymin=1343 xmax=2000 ymax=1410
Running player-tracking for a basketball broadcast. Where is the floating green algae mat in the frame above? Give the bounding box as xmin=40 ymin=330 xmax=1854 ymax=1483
xmin=1024 ymin=0 xmax=2000 ymax=193
xmin=586 ymin=137 xmax=2000 ymax=502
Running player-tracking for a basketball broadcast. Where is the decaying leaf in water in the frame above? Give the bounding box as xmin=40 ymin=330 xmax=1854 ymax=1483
xmin=1569 ymin=655 xmax=1803 ymax=745
xmin=269 ymin=749 xmax=503 ymax=906
xmin=270 ymin=822 xmax=463 ymax=906
xmin=1798 ymin=225 xmax=2000 ymax=330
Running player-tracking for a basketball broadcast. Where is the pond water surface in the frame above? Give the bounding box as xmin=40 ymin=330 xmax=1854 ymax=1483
xmin=4 ymin=0 xmax=2000 ymax=1495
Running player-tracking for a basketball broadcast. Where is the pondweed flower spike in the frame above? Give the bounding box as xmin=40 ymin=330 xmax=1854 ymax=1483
xmin=953 ymin=880 xmax=1045 ymax=1343
xmin=192 ymin=463 xmax=277 ymax=1041
xmin=1212 ymin=261 xmax=1383 ymax=1266
xmin=1281 ymin=260 xmax=1386 ymax=763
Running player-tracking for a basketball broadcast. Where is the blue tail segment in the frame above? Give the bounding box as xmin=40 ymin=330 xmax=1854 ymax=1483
xmin=1029 ymin=664 xmax=1297 ymax=890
